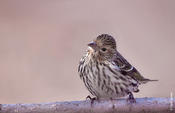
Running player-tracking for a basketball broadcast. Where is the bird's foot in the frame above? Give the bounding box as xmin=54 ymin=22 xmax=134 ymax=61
xmin=127 ymin=92 xmax=136 ymax=103
xmin=86 ymin=95 xmax=98 ymax=107
xmin=110 ymin=98 xmax=115 ymax=109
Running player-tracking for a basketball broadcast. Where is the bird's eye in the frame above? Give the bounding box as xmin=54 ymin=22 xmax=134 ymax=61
xmin=101 ymin=48 xmax=107 ymax=52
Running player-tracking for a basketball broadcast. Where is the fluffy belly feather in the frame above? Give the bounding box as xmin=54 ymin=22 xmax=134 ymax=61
xmin=80 ymin=59 xmax=138 ymax=99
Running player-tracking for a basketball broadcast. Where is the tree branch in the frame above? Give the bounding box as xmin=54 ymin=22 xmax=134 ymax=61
xmin=1 ymin=98 xmax=175 ymax=113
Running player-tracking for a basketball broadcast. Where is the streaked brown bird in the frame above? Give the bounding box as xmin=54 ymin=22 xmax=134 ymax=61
xmin=78 ymin=34 xmax=157 ymax=103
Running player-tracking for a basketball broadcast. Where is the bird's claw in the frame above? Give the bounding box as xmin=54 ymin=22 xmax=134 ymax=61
xmin=127 ymin=92 xmax=136 ymax=103
xmin=86 ymin=95 xmax=98 ymax=107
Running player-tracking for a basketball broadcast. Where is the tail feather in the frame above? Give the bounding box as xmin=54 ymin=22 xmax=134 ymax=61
xmin=140 ymin=78 xmax=158 ymax=84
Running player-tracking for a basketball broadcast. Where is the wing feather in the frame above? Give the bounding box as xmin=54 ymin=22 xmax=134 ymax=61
xmin=113 ymin=51 xmax=155 ymax=84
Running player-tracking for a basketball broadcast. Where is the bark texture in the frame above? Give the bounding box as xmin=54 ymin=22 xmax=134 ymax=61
xmin=0 ymin=97 xmax=175 ymax=113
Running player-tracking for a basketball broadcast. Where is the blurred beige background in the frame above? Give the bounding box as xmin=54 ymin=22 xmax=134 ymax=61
xmin=0 ymin=0 xmax=175 ymax=104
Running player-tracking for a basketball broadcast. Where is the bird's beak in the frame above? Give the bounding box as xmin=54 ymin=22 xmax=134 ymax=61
xmin=88 ymin=42 xmax=97 ymax=50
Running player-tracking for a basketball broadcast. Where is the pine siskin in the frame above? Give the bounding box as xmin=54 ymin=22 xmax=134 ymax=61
xmin=78 ymin=34 xmax=157 ymax=103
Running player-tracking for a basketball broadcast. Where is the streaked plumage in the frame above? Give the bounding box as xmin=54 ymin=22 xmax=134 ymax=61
xmin=78 ymin=34 xmax=157 ymax=100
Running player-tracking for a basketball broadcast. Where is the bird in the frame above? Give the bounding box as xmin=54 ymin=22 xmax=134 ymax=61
xmin=78 ymin=34 xmax=157 ymax=103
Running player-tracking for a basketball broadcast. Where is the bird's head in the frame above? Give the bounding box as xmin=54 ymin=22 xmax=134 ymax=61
xmin=88 ymin=34 xmax=117 ymax=61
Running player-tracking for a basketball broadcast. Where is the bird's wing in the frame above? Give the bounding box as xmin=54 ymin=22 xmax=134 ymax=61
xmin=113 ymin=51 xmax=155 ymax=84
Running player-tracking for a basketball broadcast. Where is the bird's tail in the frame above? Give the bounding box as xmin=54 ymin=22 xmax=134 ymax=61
xmin=140 ymin=78 xmax=158 ymax=84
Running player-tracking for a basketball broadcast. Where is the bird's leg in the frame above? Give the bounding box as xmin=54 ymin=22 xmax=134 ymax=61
xmin=110 ymin=98 xmax=115 ymax=109
xmin=86 ymin=95 xmax=98 ymax=107
xmin=127 ymin=92 xmax=136 ymax=103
